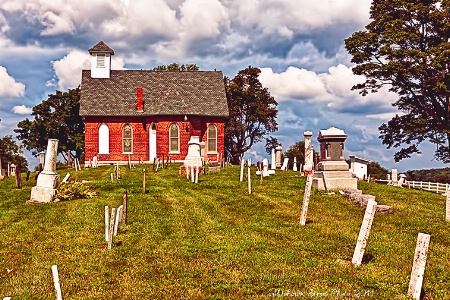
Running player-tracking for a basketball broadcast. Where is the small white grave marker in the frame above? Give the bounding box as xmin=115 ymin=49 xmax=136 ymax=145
xmin=108 ymin=208 xmax=116 ymax=249
xmin=407 ymin=233 xmax=431 ymax=300
xmin=105 ymin=206 xmax=109 ymax=241
xmin=351 ymin=198 xmax=377 ymax=266
xmin=114 ymin=205 xmax=123 ymax=236
xmin=62 ymin=173 xmax=70 ymax=183
xmin=52 ymin=265 xmax=63 ymax=300
xmin=299 ymin=174 xmax=313 ymax=225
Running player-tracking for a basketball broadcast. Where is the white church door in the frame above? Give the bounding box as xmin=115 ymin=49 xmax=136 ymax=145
xmin=149 ymin=123 xmax=157 ymax=162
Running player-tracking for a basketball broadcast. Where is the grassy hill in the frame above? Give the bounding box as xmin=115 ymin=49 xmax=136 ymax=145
xmin=0 ymin=164 xmax=449 ymax=299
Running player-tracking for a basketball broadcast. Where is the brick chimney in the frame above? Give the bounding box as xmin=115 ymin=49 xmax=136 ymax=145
xmin=136 ymin=87 xmax=144 ymax=112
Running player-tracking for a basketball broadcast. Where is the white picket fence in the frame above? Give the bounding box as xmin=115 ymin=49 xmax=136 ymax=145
xmin=406 ymin=181 xmax=449 ymax=194
xmin=376 ymin=180 xmax=449 ymax=194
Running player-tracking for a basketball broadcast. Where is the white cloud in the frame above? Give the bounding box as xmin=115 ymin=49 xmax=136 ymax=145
xmin=12 ymin=105 xmax=32 ymax=114
xmin=52 ymin=49 xmax=126 ymax=90
xmin=229 ymin=0 xmax=371 ymax=35
xmin=258 ymin=64 xmax=398 ymax=114
xmin=0 ymin=66 xmax=25 ymax=98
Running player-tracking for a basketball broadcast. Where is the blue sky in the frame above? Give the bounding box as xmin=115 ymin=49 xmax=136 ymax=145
xmin=0 ymin=0 xmax=446 ymax=172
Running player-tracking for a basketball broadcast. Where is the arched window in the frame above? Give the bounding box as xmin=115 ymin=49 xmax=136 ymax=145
xmin=169 ymin=123 xmax=179 ymax=153
xmin=98 ymin=123 xmax=109 ymax=154
xmin=123 ymin=123 xmax=133 ymax=153
xmin=207 ymin=124 xmax=217 ymax=153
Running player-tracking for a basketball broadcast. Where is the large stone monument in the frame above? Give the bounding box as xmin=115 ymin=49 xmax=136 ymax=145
xmin=29 ymin=139 xmax=61 ymax=203
xmin=312 ymin=127 xmax=357 ymax=190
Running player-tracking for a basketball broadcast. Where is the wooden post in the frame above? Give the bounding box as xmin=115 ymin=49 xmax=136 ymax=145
xmin=446 ymin=189 xmax=450 ymax=221
xmin=407 ymin=233 xmax=431 ymax=300
xmin=114 ymin=205 xmax=123 ymax=236
xmin=104 ymin=206 xmax=109 ymax=242
xmin=162 ymin=154 xmax=165 ymax=169
xmin=239 ymin=156 xmax=244 ymax=182
xmin=122 ymin=191 xmax=128 ymax=226
xmin=74 ymin=159 xmax=78 ymax=172
xmin=195 ymin=164 xmax=199 ymax=184
xmin=351 ymin=199 xmax=377 ymax=266
xmin=143 ymin=168 xmax=146 ymax=194
xmin=128 ymin=155 xmax=131 ymax=169
xmin=108 ymin=208 xmax=116 ymax=249
xmin=67 ymin=150 xmax=71 ymax=169
xmin=110 ymin=173 xmax=114 ymax=182
xmin=26 ymin=170 xmax=30 ymax=181
xmin=51 ymin=265 xmax=63 ymax=300
xmin=247 ymin=161 xmax=251 ymax=195
xmin=299 ymin=174 xmax=313 ymax=225
xmin=76 ymin=158 xmax=81 ymax=171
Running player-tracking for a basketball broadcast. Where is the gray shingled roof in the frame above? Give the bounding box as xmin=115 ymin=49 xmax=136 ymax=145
xmin=79 ymin=70 xmax=229 ymax=117
xmin=88 ymin=41 xmax=115 ymax=55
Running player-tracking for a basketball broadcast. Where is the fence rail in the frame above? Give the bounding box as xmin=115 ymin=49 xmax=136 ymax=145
xmin=376 ymin=180 xmax=449 ymax=194
xmin=407 ymin=181 xmax=449 ymax=194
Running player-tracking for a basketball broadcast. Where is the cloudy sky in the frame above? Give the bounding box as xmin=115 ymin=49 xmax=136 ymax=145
xmin=0 ymin=0 xmax=446 ymax=172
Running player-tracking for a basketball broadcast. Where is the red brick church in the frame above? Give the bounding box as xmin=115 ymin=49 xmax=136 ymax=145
xmin=80 ymin=41 xmax=229 ymax=165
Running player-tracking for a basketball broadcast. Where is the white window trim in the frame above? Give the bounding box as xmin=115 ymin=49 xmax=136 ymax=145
xmin=169 ymin=123 xmax=180 ymax=153
xmin=98 ymin=123 xmax=110 ymax=154
xmin=207 ymin=124 xmax=217 ymax=154
xmin=123 ymin=124 xmax=133 ymax=154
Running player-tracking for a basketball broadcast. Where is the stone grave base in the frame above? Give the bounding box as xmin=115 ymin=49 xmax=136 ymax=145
xmin=29 ymin=186 xmax=57 ymax=203
xmin=312 ymin=171 xmax=357 ymax=190
xmin=317 ymin=160 xmax=350 ymax=171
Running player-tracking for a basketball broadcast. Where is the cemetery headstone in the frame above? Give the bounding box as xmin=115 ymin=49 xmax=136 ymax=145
xmin=51 ymin=265 xmax=63 ymax=300
xmin=262 ymin=159 xmax=270 ymax=177
xmin=407 ymin=233 xmax=431 ymax=300
xmin=281 ymin=157 xmax=289 ymax=171
xmin=391 ymin=169 xmax=398 ymax=185
xmin=351 ymin=198 xmax=377 ymax=266
xmin=29 ymin=139 xmax=60 ymax=203
xmin=303 ymin=131 xmax=313 ymax=172
xmin=299 ymin=174 xmax=313 ymax=225
xmin=293 ymin=157 xmax=298 ymax=171
xmin=275 ymin=145 xmax=282 ymax=169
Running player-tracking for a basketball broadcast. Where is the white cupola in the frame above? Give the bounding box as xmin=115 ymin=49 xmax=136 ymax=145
xmin=88 ymin=41 xmax=114 ymax=79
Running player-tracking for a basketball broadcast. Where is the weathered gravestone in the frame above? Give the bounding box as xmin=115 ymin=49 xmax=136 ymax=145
xmin=29 ymin=139 xmax=60 ymax=203
xmin=303 ymin=131 xmax=313 ymax=172
xmin=275 ymin=145 xmax=282 ymax=169
xmin=407 ymin=233 xmax=430 ymax=300
xmin=271 ymin=148 xmax=276 ymax=170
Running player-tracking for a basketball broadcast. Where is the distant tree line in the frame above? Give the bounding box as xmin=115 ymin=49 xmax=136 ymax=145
xmin=405 ymin=168 xmax=450 ymax=184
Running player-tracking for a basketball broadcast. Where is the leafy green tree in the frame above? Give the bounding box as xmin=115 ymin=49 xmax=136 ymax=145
xmin=264 ymin=136 xmax=280 ymax=155
xmin=367 ymin=161 xmax=389 ymax=180
xmin=225 ymin=66 xmax=278 ymax=162
xmin=152 ymin=63 xmax=199 ymax=71
xmin=345 ymin=0 xmax=450 ymax=162
xmin=284 ymin=141 xmax=319 ymax=167
xmin=15 ymin=87 xmax=84 ymax=162
xmin=0 ymin=135 xmax=28 ymax=171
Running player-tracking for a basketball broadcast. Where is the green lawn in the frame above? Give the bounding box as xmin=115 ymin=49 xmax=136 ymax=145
xmin=0 ymin=164 xmax=449 ymax=299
